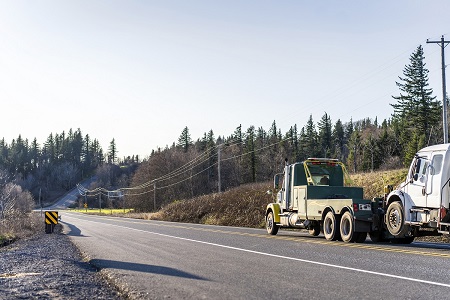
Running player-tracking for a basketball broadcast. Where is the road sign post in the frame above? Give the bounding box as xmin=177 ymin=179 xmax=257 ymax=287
xmin=45 ymin=211 xmax=58 ymax=234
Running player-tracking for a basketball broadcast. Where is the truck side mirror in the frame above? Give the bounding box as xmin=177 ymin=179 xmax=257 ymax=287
xmin=414 ymin=159 xmax=422 ymax=174
xmin=413 ymin=173 xmax=419 ymax=181
xmin=274 ymin=174 xmax=280 ymax=189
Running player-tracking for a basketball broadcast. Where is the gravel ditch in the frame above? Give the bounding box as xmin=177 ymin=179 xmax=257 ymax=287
xmin=0 ymin=225 xmax=123 ymax=300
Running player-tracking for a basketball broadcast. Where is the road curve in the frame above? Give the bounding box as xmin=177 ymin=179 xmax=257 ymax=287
xmin=44 ymin=177 xmax=97 ymax=210
xmin=61 ymin=212 xmax=450 ymax=299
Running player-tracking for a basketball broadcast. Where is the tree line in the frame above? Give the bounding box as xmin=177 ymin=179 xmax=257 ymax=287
xmin=0 ymin=128 xmax=140 ymax=212
xmin=128 ymin=45 xmax=444 ymax=211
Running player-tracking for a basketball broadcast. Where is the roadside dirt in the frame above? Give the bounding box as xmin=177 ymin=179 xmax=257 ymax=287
xmin=0 ymin=225 xmax=122 ymax=299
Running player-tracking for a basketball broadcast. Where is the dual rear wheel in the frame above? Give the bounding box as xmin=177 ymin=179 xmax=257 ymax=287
xmin=323 ymin=211 xmax=366 ymax=243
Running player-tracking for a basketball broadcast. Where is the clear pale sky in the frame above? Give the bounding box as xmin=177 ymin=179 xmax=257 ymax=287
xmin=0 ymin=1 xmax=449 ymax=159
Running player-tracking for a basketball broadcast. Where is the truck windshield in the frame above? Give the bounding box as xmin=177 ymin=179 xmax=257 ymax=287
xmin=305 ymin=161 xmax=344 ymax=186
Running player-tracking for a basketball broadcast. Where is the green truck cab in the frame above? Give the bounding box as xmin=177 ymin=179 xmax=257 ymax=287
xmin=265 ymin=158 xmax=373 ymax=243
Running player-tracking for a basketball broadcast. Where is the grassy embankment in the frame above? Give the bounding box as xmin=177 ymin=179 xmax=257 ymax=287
xmin=0 ymin=213 xmax=44 ymax=247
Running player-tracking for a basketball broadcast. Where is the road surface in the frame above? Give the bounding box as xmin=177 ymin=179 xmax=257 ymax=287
xmin=44 ymin=177 xmax=96 ymax=210
xmin=61 ymin=212 xmax=450 ymax=299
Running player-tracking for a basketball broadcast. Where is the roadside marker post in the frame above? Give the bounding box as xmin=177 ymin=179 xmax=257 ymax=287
xmin=45 ymin=211 xmax=58 ymax=234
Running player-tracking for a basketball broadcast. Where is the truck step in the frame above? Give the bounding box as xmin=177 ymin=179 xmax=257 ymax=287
xmin=404 ymin=221 xmax=423 ymax=226
xmin=410 ymin=208 xmax=430 ymax=213
xmin=438 ymin=230 xmax=450 ymax=235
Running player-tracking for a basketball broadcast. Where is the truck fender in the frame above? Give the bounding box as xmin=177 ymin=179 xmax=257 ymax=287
xmin=386 ymin=190 xmax=413 ymax=222
xmin=321 ymin=206 xmax=337 ymax=220
xmin=266 ymin=203 xmax=281 ymax=223
xmin=341 ymin=206 xmax=353 ymax=215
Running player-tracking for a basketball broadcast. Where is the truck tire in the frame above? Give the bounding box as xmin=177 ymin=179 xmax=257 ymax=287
xmin=266 ymin=211 xmax=279 ymax=235
xmin=340 ymin=211 xmax=357 ymax=243
xmin=386 ymin=201 xmax=409 ymax=236
xmin=323 ymin=211 xmax=340 ymax=241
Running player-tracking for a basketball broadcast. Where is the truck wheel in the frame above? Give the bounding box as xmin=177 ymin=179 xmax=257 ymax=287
xmin=323 ymin=211 xmax=340 ymax=241
xmin=308 ymin=223 xmax=320 ymax=236
xmin=340 ymin=211 xmax=356 ymax=243
xmin=386 ymin=201 xmax=409 ymax=236
xmin=266 ymin=211 xmax=279 ymax=235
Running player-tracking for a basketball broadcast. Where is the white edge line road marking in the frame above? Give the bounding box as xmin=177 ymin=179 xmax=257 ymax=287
xmin=63 ymin=215 xmax=450 ymax=289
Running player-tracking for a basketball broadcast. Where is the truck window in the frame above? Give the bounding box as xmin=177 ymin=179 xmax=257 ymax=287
xmin=430 ymin=154 xmax=443 ymax=175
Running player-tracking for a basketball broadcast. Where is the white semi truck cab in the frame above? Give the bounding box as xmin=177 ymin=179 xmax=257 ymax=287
xmin=385 ymin=144 xmax=450 ymax=238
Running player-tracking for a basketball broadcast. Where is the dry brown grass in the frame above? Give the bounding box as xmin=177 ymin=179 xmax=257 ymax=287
xmin=150 ymin=182 xmax=274 ymax=228
xmin=349 ymin=168 xmax=408 ymax=199
xmin=0 ymin=212 xmax=44 ymax=246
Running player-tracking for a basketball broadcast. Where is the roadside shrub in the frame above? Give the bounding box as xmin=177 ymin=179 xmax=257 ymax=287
xmin=154 ymin=182 xmax=273 ymax=228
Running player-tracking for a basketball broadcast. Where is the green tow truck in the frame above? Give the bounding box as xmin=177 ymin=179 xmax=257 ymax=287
xmin=265 ymin=158 xmax=373 ymax=243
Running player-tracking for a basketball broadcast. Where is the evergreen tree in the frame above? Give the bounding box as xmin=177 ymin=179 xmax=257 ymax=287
xmin=391 ymin=45 xmax=440 ymax=143
xmin=108 ymin=138 xmax=118 ymax=164
xmin=318 ymin=112 xmax=333 ymax=157
xmin=0 ymin=138 xmax=7 ymax=169
xmin=30 ymin=138 xmax=39 ymax=171
xmin=44 ymin=133 xmax=55 ymax=164
xmin=206 ymin=129 xmax=216 ymax=183
xmin=332 ymin=119 xmax=345 ymax=161
xmin=177 ymin=126 xmax=193 ymax=153
xmin=304 ymin=115 xmax=319 ymax=157
xmin=233 ymin=124 xmax=244 ymax=144
xmin=347 ymin=130 xmax=361 ymax=172
xmin=244 ymin=126 xmax=256 ymax=182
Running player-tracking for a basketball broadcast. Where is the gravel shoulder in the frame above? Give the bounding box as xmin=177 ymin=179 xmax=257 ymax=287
xmin=0 ymin=224 xmax=123 ymax=300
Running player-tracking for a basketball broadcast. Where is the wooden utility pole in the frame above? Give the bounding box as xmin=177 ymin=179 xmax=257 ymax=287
xmin=99 ymin=192 xmax=102 ymax=213
xmin=218 ymin=144 xmax=222 ymax=193
xmin=427 ymin=35 xmax=450 ymax=143
xmin=153 ymin=182 xmax=156 ymax=211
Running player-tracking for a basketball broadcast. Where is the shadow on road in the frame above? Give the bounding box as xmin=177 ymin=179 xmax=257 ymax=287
xmin=62 ymin=222 xmax=87 ymax=237
xmin=89 ymin=259 xmax=209 ymax=281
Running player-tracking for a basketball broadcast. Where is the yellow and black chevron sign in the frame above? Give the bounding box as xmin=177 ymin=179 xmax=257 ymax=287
xmin=45 ymin=211 xmax=58 ymax=225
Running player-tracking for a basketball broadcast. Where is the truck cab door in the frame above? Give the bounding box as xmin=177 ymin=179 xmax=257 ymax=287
xmin=405 ymin=156 xmax=429 ymax=207
xmin=425 ymin=153 xmax=443 ymax=208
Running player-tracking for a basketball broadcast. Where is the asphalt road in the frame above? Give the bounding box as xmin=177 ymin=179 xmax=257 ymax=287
xmin=61 ymin=212 xmax=450 ymax=299
xmin=44 ymin=177 xmax=97 ymax=210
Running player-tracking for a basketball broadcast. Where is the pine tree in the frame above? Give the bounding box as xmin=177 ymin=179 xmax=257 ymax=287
xmin=44 ymin=133 xmax=55 ymax=164
xmin=391 ymin=45 xmax=440 ymax=142
xmin=233 ymin=124 xmax=244 ymax=144
xmin=30 ymin=138 xmax=39 ymax=171
xmin=318 ymin=112 xmax=332 ymax=157
xmin=304 ymin=115 xmax=319 ymax=157
xmin=332 ymin=119 xmax=345 ymax=161
xmin=244 ymin=126 xmax=256 ymax=182
xmin=177 ymin=126 xmax=193 ymax=153
xmin=108 ymin=138 xmax=118 ymax=164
